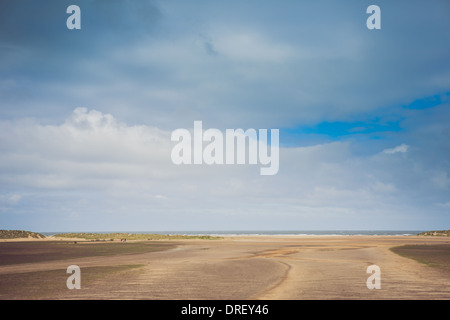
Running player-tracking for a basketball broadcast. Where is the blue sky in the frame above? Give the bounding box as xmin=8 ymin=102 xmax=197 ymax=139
xmin=0 ymin=0 xmax=449 ymax=231
xmin=282 ymin=92 xmax=450 ymax=147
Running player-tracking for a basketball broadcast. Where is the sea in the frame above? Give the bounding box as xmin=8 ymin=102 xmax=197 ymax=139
xmin=40 ymin=230 xmax=425 ymax=237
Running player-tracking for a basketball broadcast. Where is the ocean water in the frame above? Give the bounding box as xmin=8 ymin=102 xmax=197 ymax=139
xmin=41 ymin=230 xmax=425 ymax=237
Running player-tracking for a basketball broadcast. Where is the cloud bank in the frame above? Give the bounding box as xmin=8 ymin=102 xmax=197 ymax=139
xmin=0 ymin=107 xmax=448 ymax=231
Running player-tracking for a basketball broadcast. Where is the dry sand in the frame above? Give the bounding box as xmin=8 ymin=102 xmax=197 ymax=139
xmin=0 ymin=235 xmax=449 ymax=300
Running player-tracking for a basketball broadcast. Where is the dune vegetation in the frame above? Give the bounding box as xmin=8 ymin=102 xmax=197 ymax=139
xmin=0 ymin=230 xmax=45 ymax=239
xmin=54 ymin=232 xmax=222 ymax=241
xmin=417 ymin=230 xmax=450 ymax=237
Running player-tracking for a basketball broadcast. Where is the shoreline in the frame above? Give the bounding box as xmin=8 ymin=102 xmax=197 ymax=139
xmin=0 ymin=233 xmax=448 ymax=242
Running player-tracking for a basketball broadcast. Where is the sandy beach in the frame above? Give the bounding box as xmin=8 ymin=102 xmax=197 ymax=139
xmin=0 ymin=235 xmax=449 ymax=300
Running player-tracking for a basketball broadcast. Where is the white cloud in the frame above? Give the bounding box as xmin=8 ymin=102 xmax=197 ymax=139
xmin=436 ymin=202 xmax=450 ymax=208
xmin=0 ymin=194 xmax=21 ymax=205
xmin=0 ymin=109 xmax=447 ymax=230
xmin=382 ymin=144 xmax=409 ymax=154
xmin=213 ymin=32 xmax=294 ymax=63
xmin=0 ymin=108 xmax=175 ymax=189
xmin=0 ymin=194 xmax=21 ymax=212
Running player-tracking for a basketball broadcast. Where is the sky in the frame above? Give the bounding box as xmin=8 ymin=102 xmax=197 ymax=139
xmin=0 ymin=0 xmax=449 ymax=232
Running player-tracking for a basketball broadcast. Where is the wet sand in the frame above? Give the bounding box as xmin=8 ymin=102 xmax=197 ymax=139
xmin=0 ymin=235 xmax=449 ymax=299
